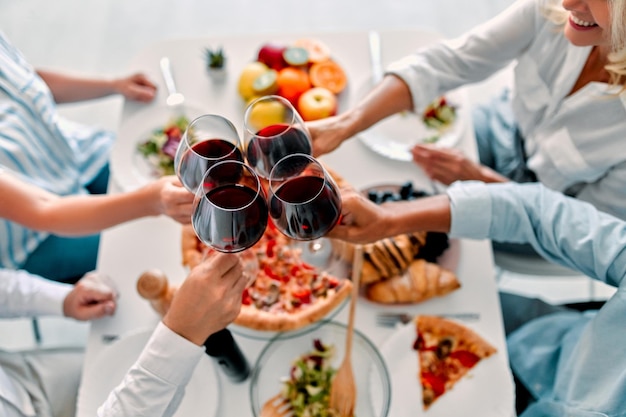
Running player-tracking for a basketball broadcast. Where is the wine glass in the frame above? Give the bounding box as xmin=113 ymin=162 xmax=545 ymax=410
xmin=174 ymin=114 xmax=244 ymax=193
xmin=268 ymin=153 xmax=342 ymax=242
xmin=192 ymin=159 xmax=268 ymax=253
xmin=243 ymin=95 xmax=312 ymax=179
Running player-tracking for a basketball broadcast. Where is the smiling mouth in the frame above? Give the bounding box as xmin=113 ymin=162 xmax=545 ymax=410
xmin=570 ymin=14 xmax=599 ymax=29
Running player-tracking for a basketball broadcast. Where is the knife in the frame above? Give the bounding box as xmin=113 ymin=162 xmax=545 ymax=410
xmin=368 ymin=30 xmax=384 ymax=85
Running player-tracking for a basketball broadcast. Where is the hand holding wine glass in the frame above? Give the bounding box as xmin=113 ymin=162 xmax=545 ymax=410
xmin=243 ymin=95 xmax=312 ymax=179
xmin=174 ymin=114 xmax=244 ymax=193
xmin=268 ymin=153 xmax=342 ymax=241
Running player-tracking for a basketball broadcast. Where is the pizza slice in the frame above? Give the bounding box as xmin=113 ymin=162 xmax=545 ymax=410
xmin=413 ymin=315 xmax=497 ymax=409
xmin=181 ymin=221 xmax=352 ymax=332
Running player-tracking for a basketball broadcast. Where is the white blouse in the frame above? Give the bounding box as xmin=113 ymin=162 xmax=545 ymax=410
xmin=388 ymin=0 xmax=626 ymax=220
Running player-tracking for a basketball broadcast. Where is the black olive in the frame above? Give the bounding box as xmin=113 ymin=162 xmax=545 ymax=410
xmin=367 ymin=190 xmax=379 ymax=203
xmin=436 ymin=338 xmax=453 ymax=359
xmin=382 ymin=191 xmax=394 ymax=202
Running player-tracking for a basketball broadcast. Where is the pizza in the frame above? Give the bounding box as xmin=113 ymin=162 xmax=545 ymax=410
xmin=413 ymin=315 xmax=497 ymax=409
xmin=181 ymin=220 xmax=352 ymax=332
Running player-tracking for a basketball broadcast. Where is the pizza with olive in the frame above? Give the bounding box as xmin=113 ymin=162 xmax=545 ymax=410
xmin=181 ymin=221 xmax=352 ymax=332
xmin=413 ymin=315 xmax=497 ymax=409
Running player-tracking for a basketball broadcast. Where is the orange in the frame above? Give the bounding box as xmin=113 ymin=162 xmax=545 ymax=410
xmin=309 ymin=60 xmax=347 ymax=94
xmin=293 ymin=38 xmax=331 ymax=64
xmin=276 ymin=67 xmax=311 ymax=105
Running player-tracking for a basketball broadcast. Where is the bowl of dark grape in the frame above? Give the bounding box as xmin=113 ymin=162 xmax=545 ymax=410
xmin=364 ymin=180 xmax=430 ymax=204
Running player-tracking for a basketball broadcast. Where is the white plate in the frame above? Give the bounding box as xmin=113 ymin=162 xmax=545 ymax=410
xmin=111 ymin=103 xmax=208 ymax=191
xmin=377 ymin=320 xmax=514 ymax=417
xmin=79 ymin=328 xmax=220 ymax=417
xmin=356 ymin=84 xmax=468 ymax=161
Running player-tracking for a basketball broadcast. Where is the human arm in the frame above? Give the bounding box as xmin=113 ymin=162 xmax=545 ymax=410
xmin=329 ymin=181 xmax=626 ymax=286
xmin=411 ymin=143 xmax=510 ymax=185
xmin=36 ymin=70 xmax=156 ymax=103
xmin=0 ymin=269 xmax=116 ymax=319
xmin=97 ymin=253 xmax=246 ymax=417
xmin=0 ymin=172 xmax=194 ymax=235
xmin=307 ymin=0 xmax=539 ymax=157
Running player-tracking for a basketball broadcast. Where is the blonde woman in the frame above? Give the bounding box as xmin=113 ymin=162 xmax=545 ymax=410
xmin=309 ymin=0 xmax=626 ymax=223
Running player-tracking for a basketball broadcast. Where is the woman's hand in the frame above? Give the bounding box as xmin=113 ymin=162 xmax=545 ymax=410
xmin=113 ymin=72 xmax=157 ymax=103
xmin=149 ymin=176 xmax=195 ymax=224
xmin=306 ymin=114 xmax=353 ymax=157
xmin=411 ymin=143 xmax=507 ymax=184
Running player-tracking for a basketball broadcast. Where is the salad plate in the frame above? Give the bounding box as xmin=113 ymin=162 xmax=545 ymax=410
xmin=250 ymin=320 xmax=391 ymax=417
xmin=356 ymin=84 xmax=468 ymax=162
xmin=111 ymin=103 xmax=207 ymax=191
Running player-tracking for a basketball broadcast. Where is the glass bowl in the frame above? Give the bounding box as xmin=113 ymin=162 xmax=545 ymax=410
xmin=250 ymin=320 xmax=391 ymax=417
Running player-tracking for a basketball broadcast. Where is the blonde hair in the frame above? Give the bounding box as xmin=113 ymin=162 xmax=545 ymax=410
xmin=544 ymin=0 xmax=626 ymax=86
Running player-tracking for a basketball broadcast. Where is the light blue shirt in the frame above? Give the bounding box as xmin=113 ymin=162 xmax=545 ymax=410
xmin=448 ymin=181 xmax=626 ymax=417
xmin=0 ymin=31 xmax=114 ymax=269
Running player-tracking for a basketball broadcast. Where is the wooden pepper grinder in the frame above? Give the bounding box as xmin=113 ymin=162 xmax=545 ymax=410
xmin=136 ymin=269 xmax=178 ymax=317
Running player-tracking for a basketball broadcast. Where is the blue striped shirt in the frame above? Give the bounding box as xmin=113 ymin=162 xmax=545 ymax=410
xmin=0 ymin=31 xmax=114 ymax=269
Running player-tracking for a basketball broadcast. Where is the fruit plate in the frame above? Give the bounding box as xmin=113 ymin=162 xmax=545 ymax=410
xmin=111 ymin=102 xmax=207 ymax=191
xmin=356 ymin=84 xmax=468 ymax=162
xmin=375 ymin=320 xmax=514 ymax=416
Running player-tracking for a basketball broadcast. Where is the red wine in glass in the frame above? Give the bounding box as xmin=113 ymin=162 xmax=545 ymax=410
xmin=246 ymin=124 xmax=312 ymax=179
xmin=178 ymin=138 xmax=243 ymax=192
xmin=193 ymin=184 xmax=267 ymax=252
xmin=192 ymin=160 xmax=268 ymax=253
xmin=174 ymin=114 xmax=242 ymax=192
xmin=268 ymin=155 xmax=342 ymax=241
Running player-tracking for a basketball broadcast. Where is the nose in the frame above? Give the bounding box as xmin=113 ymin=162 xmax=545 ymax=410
xmin=561 ymin=0 xmax=588 ymax=12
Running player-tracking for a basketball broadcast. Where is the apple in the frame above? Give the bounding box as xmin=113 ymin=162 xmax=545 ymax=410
xmin=297 ymin=87 xmax=337 ymax=121
xmin=257 ymin=43 xmax=287 ymax=71
xmin=237 ymin=61 xmax=270 ymax=100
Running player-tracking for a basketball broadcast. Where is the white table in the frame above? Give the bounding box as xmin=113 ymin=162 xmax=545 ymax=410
xmin=76 ymin=30 xmax=513 ymax=417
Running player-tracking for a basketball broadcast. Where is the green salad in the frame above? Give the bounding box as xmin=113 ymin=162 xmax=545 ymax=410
xmin=422 ymin=96 xmax=457 ymax=132
xmin=281 ymin=339 xmax=340 ymax=417
xmin=136 ymin=115 xmax=189 ymax=176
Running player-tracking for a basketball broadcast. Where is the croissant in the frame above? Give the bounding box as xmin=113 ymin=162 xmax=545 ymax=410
xmin=365 ymin=259 xmax=460 ymax=304
xmin=333 ymin=232 xmax=428 ymax=284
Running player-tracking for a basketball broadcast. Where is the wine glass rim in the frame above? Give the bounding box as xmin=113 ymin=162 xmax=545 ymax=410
xmin=183 ymin=114 xmax=241 ymax=160
xmin=243 ymin=95 xmax=299 ymax=138
xmin=268 ymin=153 xmax=327 ymax=205
xmin=195 ymin=160 xmax=263 ymax=212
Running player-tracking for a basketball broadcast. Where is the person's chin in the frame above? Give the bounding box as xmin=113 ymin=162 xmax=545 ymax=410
xmin=563 ymin=27 xmax=599 ymax=47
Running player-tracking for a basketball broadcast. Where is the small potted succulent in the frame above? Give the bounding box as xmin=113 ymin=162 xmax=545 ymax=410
xmin=204 ymin=46 xmax=227 ymax=81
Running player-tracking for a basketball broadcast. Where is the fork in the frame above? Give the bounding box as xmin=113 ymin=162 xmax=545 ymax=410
xmin=376 ymin=312 xmax=480 ymax=327
xmin=260 ymin=394 xmax=292 ymax=417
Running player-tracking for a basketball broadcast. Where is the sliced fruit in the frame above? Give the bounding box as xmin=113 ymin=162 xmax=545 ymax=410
xmin=276 ymin=67 xmax=311 ymax=105
xmin=238 ymin=61 xmax=270 ymax=100
xmin=293 ymin=38 xmax=331 ymax=64
xmin=309 ymin=60 xmax=347 ymax=94
xmin=283 ymin=46 xmax=309 ymax=66
xmin=252 ymin=69 xmax=279 ymax=96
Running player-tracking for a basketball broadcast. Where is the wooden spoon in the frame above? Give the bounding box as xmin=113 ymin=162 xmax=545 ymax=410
xmin=329 ymin=244 xmax=363 ymax=417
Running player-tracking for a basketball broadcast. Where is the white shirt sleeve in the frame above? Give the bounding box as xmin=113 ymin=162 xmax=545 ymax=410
xmin=0 ymin=269 xmax=71 ymax=318
xmin=97 ymin=322 xmax=205 ymax=417
xmin=387 ymin=0 xmax=539 ymax=113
